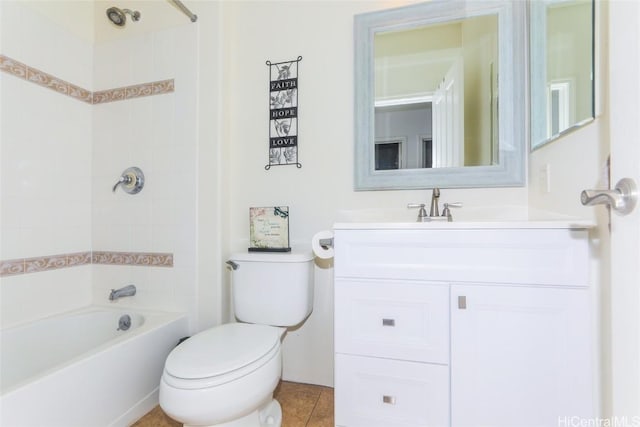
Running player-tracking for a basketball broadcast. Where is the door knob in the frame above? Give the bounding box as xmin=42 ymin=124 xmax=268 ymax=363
xmin=581 ymin=178 xmax=638 ymax=215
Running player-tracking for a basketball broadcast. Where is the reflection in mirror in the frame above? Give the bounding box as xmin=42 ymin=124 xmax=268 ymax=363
xmin=354 ymin=1 xmax=526 ymax=190
xmin=374 ymin=15 xmax=498 ymax=170
xmin=531 ymin=0 xmax=594 ymax=149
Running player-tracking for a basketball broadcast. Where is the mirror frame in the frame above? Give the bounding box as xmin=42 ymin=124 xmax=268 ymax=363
xmin=354 ymin=0 xmax=526 ymax=190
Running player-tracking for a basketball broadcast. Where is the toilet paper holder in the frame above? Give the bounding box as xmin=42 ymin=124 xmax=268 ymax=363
xmin=319 ymin=238 xmax=333 ymax=250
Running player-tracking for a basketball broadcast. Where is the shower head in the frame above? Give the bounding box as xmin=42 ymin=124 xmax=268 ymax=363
xmin=106 ymin=7 xmax=141 ymax=27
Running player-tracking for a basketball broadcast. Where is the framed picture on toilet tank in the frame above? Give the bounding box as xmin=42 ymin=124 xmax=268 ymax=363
xmin=248 ymin=206 xmax=291 ymax=252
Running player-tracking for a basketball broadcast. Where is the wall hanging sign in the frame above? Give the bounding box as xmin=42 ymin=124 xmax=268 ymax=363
xmin=266 ymin=56 xmax=302 ymax=170
xmin=249 ymin=206 xmax=291 ymax=252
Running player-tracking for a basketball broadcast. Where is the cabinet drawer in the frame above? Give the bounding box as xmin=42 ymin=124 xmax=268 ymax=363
xmin=335 ymin=279 xmax=449 ymax=364
xmin=335 ymin=354 xmax=449 ymax=427
xmin=334 ymin=228 xmax=589 ymax=286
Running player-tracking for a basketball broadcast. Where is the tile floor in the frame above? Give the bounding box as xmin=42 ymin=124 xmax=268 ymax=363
xmin=131 ymin=381 xmax=334 ymax=427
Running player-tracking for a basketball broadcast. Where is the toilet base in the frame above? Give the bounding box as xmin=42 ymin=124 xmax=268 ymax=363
xmin=184 ymin=399 xmax=282 ymax=427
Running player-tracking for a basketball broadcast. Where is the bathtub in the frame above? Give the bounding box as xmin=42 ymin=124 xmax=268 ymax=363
xmin=0 ymin=306 xmax=188 ymax=427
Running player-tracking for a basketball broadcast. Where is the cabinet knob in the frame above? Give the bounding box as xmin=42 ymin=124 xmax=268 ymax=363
xmin=382 ymin=395 xmax=396 ymax=405
xmin=382 ymin=318 xmax=396 ymax=327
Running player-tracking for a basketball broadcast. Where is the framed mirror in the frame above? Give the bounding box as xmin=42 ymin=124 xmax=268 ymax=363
xmin=530 ymin=0 xmax=594 ymax=150
xmin=354 ymin=1 xmax=526 ymax=190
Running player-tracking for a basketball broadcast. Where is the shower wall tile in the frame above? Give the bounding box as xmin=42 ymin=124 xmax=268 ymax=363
xmin=2 ymin=1 xmax=199 ymax=323
xmin=94 ymin=37 xmax=132 ymax=90
xmin=91 ymin=23 xmax=198 ymax=317
xmin=129 ymin=33 xmax=155 ymax=84
xmin=0 ymin=2 xmax=93 ymax=91
xmin=90 ymin=264 xmax=182 ymax=313
xmin=1 ymin=1 xmax=198 ymax=326
xmin=0 ymin=266 xmax=93 ymax=328
xmin=1 ymin=74 xmax=92 ymax=260
xmin=152 ymin=28 xmax=179 ymax=77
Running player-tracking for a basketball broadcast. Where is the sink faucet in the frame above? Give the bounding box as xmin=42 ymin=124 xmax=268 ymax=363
xmin=429 ymin=188 xmax=441 ymax=217
xmin=109 ymin=284 xmax=136 ymax=301
xmin=408 ymin=189 xmax=462 ymax=222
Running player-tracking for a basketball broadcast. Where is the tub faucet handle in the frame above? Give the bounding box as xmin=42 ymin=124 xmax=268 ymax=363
xmin=112 ymin=167 xmax=145 ymax=194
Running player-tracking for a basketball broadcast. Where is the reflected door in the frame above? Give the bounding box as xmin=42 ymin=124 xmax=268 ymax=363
xmin=432 ymin=59 xmax=464 ymax=168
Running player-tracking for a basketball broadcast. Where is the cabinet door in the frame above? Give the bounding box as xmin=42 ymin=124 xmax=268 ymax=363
xmin=335 ymin=354 xmax=449 ymax=427
xmin=450 ymin=284 xmax=595 ymax=427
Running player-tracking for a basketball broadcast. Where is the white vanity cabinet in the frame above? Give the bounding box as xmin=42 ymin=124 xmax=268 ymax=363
xmin=333 ymin=224 xmax=596 ymax=427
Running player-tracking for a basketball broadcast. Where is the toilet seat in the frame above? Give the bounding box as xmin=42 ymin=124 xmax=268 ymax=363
xmin=163 ymin=323 xmax=282 ymax=390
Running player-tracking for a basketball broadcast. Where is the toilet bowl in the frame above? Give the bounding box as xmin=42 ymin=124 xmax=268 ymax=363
xmin=159 ymin=248 xmax=315 ymax=427
xmin=160 ymin=323 xmax=284 ymax=427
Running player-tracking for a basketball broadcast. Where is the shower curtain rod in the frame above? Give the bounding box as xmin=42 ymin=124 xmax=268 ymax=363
xmin=169 ymin=0 xmax=197 ymax=23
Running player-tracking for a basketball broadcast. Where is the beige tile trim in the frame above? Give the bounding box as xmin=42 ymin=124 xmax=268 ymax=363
xmin=92 ymin=251 xmax=174 ymax=267
xmin=0 ymin=54 xmax=174 ymax=104
xmin=0 ymin=251 xmax=173 ymax=277
xmin=93 ymin=80 xmax=175 ymax=104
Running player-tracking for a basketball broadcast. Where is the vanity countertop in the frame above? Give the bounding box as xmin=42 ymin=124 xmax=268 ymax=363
xmin=333 ymin=220 xmax=594 ymax=230
xmin=334 ymin=206 xmax=595 ymax=230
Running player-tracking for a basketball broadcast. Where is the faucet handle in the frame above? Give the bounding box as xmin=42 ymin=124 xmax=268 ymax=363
xmin=442 ymin=202 xmax=463 ymax=221
xmin=112 ymin=167 xmax=144 ymax=194
xmin=407 ymin=203 xmax=428 ymax=222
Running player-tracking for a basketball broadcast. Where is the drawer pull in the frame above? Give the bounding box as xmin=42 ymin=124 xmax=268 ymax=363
xmin=382 ymin=395 xmax=396 ymax=405
xmin=458 ymin=295 xmax=467 ymax=309
xmin=382 ymin=318 xmax=395 ymax=327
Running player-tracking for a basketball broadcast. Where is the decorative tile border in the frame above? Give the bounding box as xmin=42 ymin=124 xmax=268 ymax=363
xmin=93 ymin=80 xmax=175 ymax=104
xmin=1 ymin=251 xmax=91 ymax=277
xmin=0 ymin=54 xmax=174 ymax=105
xmin=92 ymin=251 xmax=173 ymax=267
xmin=0 ymin=251 xmax=173 ymax=277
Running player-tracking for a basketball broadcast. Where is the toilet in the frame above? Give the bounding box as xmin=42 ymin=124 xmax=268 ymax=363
xmin=159 ymin=249 xmax=314 ymax=427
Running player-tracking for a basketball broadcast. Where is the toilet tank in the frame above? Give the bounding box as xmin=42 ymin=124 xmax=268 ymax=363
xmin=229 ymin=249 xmax=314 ymax=327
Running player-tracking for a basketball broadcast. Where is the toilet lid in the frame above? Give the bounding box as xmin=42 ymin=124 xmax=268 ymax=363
xmin=164 ymin=323 xmax=281 ymax=380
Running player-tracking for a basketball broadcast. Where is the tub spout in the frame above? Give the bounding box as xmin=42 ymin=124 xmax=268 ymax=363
xmin=109 ymin=284 xmax=136 ymax=301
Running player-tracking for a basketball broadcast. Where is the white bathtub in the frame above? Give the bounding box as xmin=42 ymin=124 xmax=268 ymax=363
xmin=0 ymin=306 xmax=188 ymax=427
